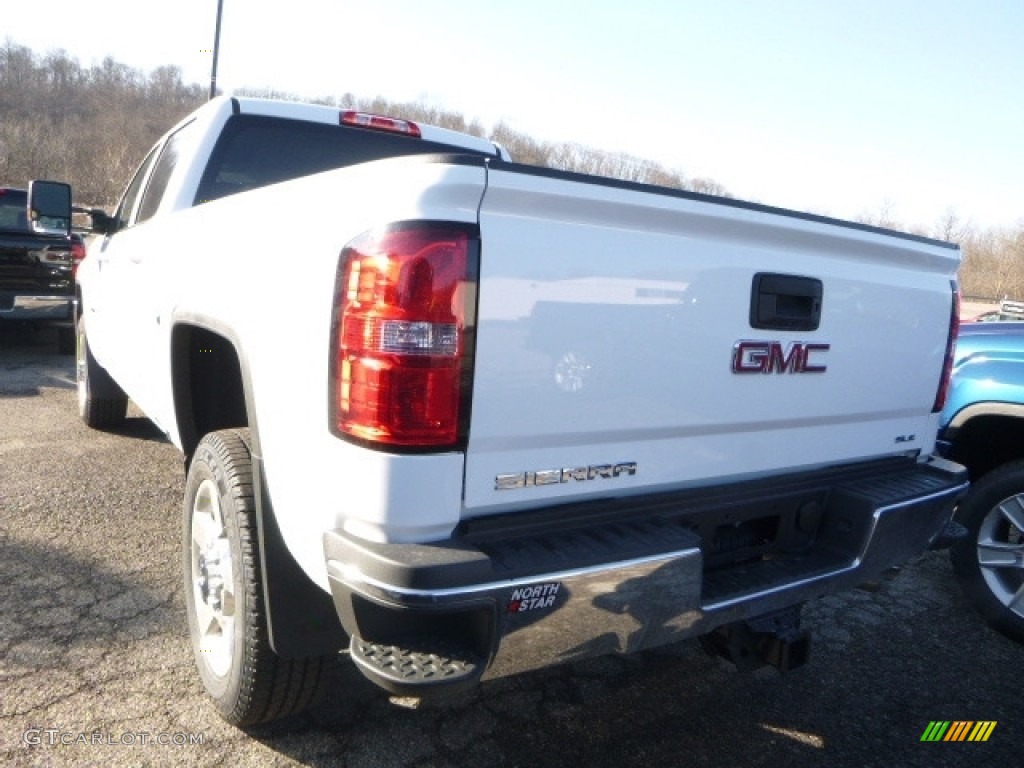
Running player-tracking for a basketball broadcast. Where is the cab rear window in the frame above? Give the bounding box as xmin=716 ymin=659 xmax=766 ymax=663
xmin=195 ymin=114 xmax=487 ymax=206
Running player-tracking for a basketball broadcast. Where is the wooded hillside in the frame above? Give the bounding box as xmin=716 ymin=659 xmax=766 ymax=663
xmin=2 ymin=40 xmax=1020 ymax=300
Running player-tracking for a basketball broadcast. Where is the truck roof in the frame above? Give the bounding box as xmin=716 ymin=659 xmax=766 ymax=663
xmin=229 ymin=96 xmax=502 ymax=159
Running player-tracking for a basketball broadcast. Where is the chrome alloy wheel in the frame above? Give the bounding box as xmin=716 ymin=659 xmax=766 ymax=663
xmin=190 ymin=478 xmax=237 ymax=678
xmin=977 ymin=493 xmax=1024 ymax=619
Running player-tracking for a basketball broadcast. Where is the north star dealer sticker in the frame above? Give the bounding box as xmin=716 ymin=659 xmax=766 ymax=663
xmin=506 ymin=582 xmax=561 ymax=614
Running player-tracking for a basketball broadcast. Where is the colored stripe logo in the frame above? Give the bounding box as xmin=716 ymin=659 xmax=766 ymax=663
xmin=920 ymin=721 xmax=997 ymax=742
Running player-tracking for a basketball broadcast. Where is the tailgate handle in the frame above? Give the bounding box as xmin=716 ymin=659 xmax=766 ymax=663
xmin=750 ymin=273 xmax=822 ymax=331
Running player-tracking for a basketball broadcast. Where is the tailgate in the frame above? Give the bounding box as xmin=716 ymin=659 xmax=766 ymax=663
xmin=0 ymin=230 xmax=73 ymax=298
xmin=463 ymin=166 xmax=959 ymax=516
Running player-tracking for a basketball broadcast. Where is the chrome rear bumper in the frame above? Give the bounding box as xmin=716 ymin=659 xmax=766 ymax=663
xmin=325 ymin=456 xmax=967 ymax=695
xmin=0 ymin=295 xmax=73 ymax=320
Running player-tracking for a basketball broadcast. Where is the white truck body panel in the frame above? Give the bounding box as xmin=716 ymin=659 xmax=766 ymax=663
xmin=71 ymin=97 xmax=967 ymax=711
xmin=85 ymin=156 xmax=491 ymax=587
xmin=465 ymin=167 xmax=956 ymax=515
xmin=79 ymin=101 xmax=960 ymax=588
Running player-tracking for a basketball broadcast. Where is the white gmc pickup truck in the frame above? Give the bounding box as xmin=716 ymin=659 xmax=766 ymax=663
xmin=49 ymin=96 xmax=968 ymax=727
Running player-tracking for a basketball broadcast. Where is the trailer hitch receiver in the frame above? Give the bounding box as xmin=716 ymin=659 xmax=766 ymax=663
xmin=700 ymin=607 xmax=810 ymax=673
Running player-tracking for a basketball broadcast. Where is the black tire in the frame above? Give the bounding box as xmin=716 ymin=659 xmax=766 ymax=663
xmin=950 ymin=459 xmax=1024 ymax=643
xmin=183 ymin=428 xmax=334 ymax=727
xmin=76 ymin=315 xmax=127 ymax=428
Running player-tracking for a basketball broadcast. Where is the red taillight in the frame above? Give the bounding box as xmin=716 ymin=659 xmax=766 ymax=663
xmin=70 ymin=238 xmax=86 ymax=280
xmin=330 ymin=224 xmax=477 ymax=449
xmin=933 ymin=281 xmax=959 ymax=413
xmin=340 ymin=111 xmax=422 ymax=138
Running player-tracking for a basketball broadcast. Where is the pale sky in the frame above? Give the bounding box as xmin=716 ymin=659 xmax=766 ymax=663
xmin=5 ymin=0 xmax=1023 ymax=231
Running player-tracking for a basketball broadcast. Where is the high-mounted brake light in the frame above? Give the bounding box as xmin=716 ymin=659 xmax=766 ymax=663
xmin=330 ymin=224 xmax=477 ymax=449
xmin=340 ymin=111 xmax=422 ymax=138
xmin=933 ymin=281 xmax=959 ymax=413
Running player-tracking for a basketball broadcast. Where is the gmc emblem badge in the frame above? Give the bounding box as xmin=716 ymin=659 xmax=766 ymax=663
xmin=732 ymin=341 xmax=830 ymax=374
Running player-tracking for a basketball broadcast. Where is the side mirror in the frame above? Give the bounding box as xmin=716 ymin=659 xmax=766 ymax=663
xmin=27 ymin=180 xmax=72 ymax=236
xmin=74 ymin=205 xmax=116 ymax=235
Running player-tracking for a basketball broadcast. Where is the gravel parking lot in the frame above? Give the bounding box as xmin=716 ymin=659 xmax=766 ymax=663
xmin=1 ymin=326 xmax=1020 ymax=768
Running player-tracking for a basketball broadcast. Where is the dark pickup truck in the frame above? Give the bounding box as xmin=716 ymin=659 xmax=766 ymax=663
xmin=0 ymin=185 xmax=83 ymax=352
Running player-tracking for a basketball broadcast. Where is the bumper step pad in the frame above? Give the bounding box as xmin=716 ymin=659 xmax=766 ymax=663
xmin=349 ymin=635 xmax=482 ymax=696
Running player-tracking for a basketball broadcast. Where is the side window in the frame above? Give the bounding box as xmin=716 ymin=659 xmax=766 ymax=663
xmin=136 ymin=120 xmax=196 ymax=224
xmin=113 ymin=147 xmax=160 ymax=231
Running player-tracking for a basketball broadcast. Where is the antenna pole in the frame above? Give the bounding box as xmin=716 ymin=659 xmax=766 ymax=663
xmin=210 ymin=0 xmax=224 ymax=100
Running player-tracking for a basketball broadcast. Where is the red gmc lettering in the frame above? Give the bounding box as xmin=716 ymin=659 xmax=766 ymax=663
xmin=732 ymin=342 xmax=830 ymax=374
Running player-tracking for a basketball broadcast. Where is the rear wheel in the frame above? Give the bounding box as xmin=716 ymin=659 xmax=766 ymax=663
xmin=950 ymin=459 xmax=1024 ymax=642
xmin=183 ymin=428 xmax=334 ymax=726
xmin=76 ymin=315 xmax=127 ymax=428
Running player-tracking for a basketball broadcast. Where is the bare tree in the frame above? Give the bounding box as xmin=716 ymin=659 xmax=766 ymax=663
xmin=2 ymin=36 xmax=1019 ymax=302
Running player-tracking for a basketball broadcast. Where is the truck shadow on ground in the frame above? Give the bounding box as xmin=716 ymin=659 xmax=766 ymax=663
xmin=0 ymin=537 xmax=176 ymax=675
xmin=245 ymin=649 xmax=842 ymax=768
xmin=0 ymin=327 xmax=168 ymax=442
xmin=243 ymin=557 xmax=1020 ymax=768
xmin=93 ymin=415 xmax=169 ymax=444
xmin=0 ymin=325 xmax=75 ymax=398
xmin=0 ymin=376 xmax=73 ymax=398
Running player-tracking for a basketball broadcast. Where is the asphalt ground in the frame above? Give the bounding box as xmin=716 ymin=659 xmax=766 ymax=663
xmin=1 ymin=325 xmax=1020 ymax=768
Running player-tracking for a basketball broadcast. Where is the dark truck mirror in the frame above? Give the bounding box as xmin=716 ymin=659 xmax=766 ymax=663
xmin=27 ymin=180 xmax=72 ymax=236
xmin=72 ymin=205 xmax=117 ymax=236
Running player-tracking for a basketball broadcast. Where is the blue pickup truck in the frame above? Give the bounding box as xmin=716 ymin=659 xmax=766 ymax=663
xmin=939 ymin=318 xmax=1024 ymax=641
